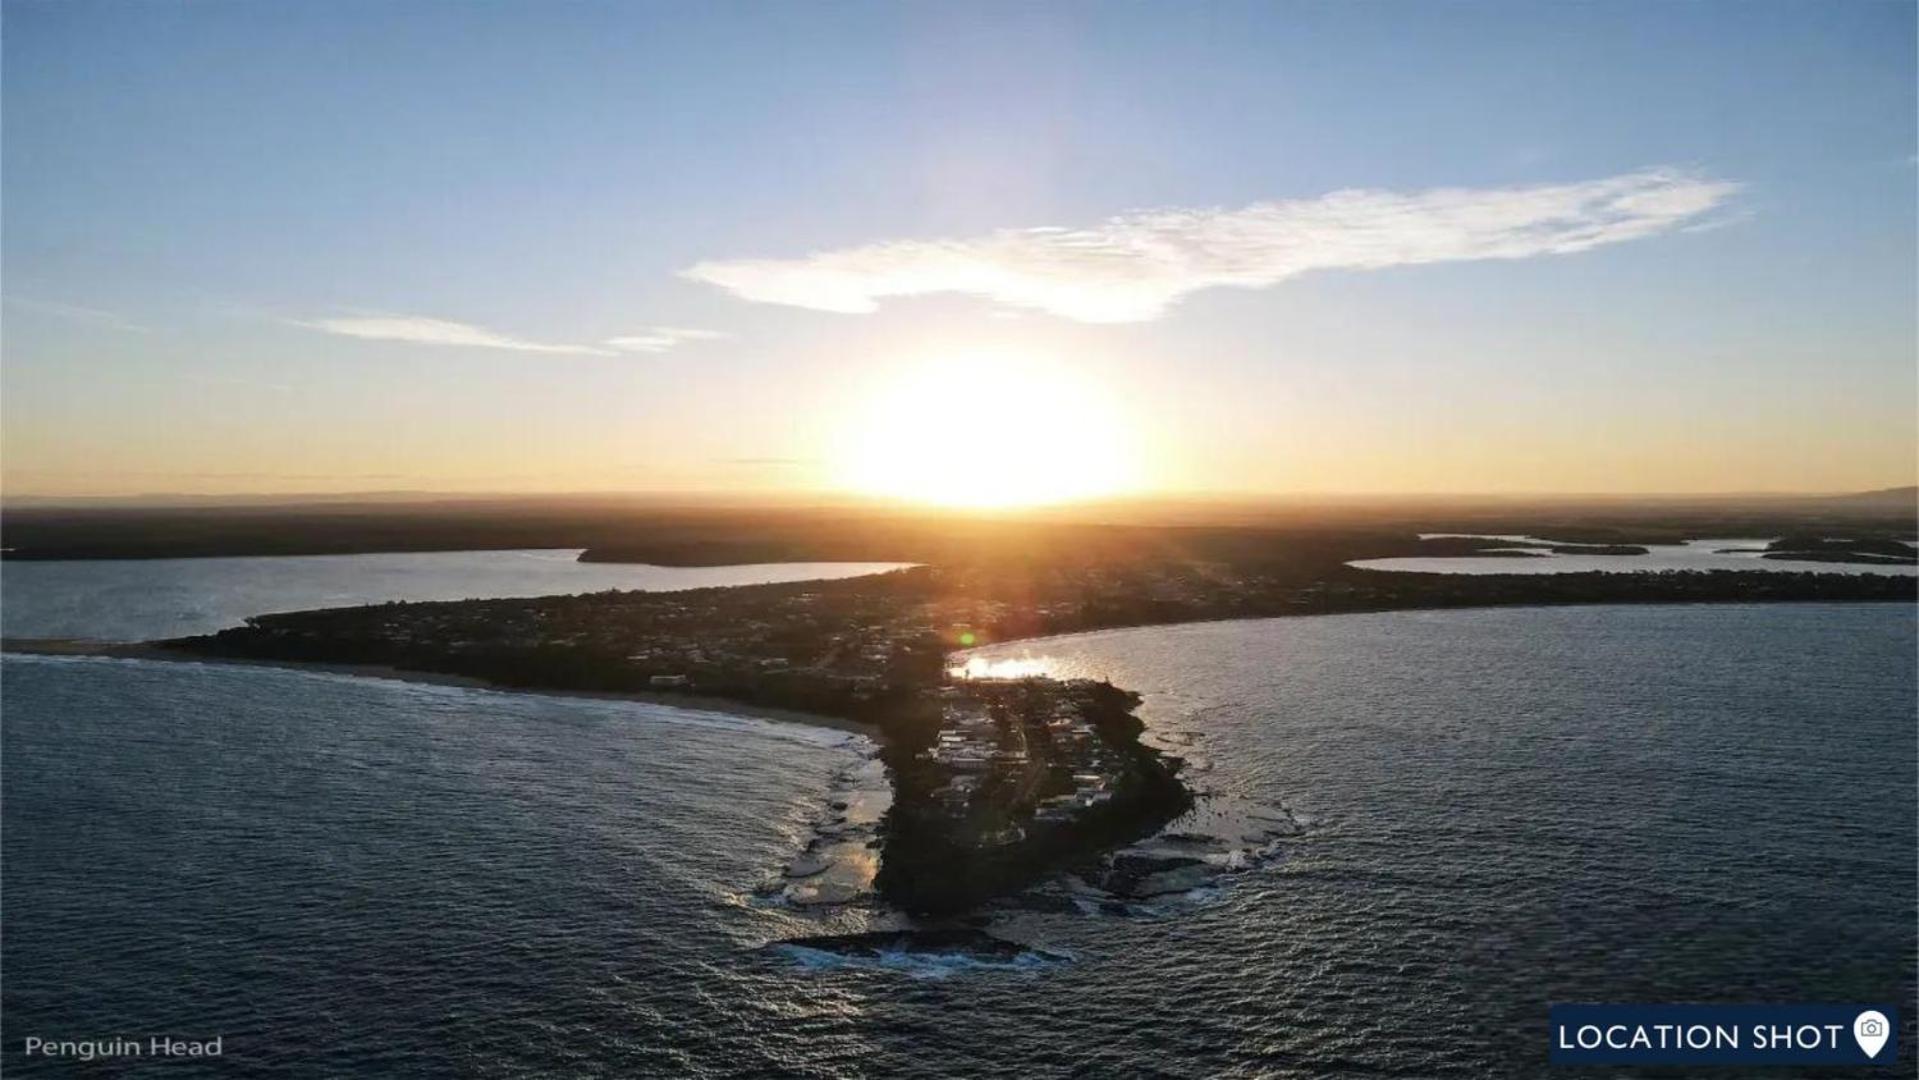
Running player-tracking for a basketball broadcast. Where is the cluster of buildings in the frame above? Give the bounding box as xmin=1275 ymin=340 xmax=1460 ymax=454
xmin=243 ymin=575 xmax=954 ymax=700
xmin=915 ymin=679 xmax=1131 ymax=844
xmin=236 ymin=559 xmax=1289 ymax=713
xmin=923 ymin=697 xmax=1019 ymax=819
xmin=1032 ymin=699 xmax=1119 ymax=826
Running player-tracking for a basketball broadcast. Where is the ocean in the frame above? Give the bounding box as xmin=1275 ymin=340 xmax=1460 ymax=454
xmin=2 ymin=554 xmax=1912 ymax=1076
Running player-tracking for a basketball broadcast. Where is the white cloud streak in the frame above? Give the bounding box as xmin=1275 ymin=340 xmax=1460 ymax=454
xmin=603 ymin=327 xmax=732 ymax=353
xmin=682 ymin=168 xmax=1741 ymax=323
xmin=296 ymin=315 xmax=726 ymax=356
xmin=298 ymin=315 xmax=609 ymax=355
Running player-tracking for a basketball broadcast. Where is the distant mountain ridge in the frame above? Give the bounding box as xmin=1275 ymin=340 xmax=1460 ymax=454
xmin=1817 ymin=486 xmax=1918 ymax=512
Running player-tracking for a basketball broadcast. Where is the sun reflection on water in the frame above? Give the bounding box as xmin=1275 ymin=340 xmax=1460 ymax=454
xmin=948 ymin=655 xmax=1058 ymax=681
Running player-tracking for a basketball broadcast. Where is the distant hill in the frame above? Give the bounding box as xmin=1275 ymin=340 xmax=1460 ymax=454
xmin=1817 ymin=486 xmax=1918 ymax=513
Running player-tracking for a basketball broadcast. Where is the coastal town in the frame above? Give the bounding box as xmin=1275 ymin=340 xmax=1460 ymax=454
xmin=165 ymin=545 xmax=1915 ymax=716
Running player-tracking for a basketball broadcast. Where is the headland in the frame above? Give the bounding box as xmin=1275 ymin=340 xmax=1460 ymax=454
xmin=7 ymin=504 xmax=1913 ymax=916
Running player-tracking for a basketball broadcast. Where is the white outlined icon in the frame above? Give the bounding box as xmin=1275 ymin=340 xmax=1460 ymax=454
xmin=1853 ymin=1011 xmax=1889 ymax=1059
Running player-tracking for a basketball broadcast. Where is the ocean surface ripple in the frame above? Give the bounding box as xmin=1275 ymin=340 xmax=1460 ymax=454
xmin=5 ymin=603 xmax=1913 ymax=1077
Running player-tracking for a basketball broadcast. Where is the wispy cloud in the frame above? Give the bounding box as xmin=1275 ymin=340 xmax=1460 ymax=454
xmin=683 ymin=168 xmax=1741 ymax=323
xmin=5 ymin=296 xmax=150 ymax=332
xmin=604 ymin=327 xmax=731 ymax=354
xmin=295 ymin=315 xmax=727 ymax=356
xmin=296 ymin=314 xmax=610 ymax=355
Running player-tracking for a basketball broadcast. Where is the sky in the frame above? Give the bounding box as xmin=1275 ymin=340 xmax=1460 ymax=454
xmin=3 ymin=0 xmax=1914 ymax=501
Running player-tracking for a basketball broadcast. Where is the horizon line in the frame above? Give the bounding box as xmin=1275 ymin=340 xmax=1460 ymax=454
xmin=3 ymin=485 xmax=1913 ymax=509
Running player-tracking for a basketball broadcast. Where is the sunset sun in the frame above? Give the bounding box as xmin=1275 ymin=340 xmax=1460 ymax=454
xmin=835 ymin=353 xmax=1137 ymax=508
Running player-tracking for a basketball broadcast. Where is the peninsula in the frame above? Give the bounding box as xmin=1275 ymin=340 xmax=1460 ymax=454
xmin=142 ymin=525 xmax=1913 ymax=914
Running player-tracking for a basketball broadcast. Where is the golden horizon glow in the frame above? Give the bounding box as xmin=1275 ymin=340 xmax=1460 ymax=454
xmin=832 ymin=352 xmax=1139 ymax=509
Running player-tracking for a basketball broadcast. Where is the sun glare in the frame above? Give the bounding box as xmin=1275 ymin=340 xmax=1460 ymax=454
xmin=948 ymin=655 xmax=1059 ymax=680
xmin=834 ymin=353 xmax=1137 ymax=509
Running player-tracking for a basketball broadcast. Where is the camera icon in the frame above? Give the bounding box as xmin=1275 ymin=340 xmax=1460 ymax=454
xmin=1854 ymin=1010 xmax=1892 ymax=1059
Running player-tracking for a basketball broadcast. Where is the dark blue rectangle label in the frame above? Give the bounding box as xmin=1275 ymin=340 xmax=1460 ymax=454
xmin=1550 ymin=1004 xmax=1899 ymax=1066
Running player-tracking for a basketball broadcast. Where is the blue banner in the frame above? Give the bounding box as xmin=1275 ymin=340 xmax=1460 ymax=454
xmin=1549 ymin=1004 xmax=1899 ymax=1066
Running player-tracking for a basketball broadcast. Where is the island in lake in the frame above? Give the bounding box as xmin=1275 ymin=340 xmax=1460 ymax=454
xmin=1759 ymin=535 xmax=1918 ymax=565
